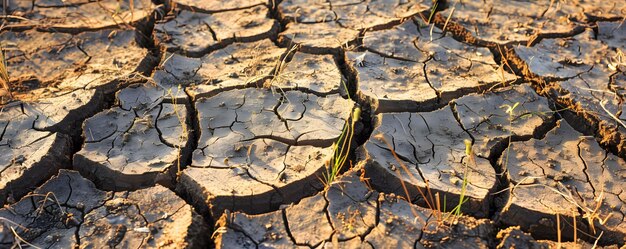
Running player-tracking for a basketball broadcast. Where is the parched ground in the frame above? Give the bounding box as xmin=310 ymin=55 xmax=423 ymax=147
xmin=1 ymin=0 xmax=625 ymax=248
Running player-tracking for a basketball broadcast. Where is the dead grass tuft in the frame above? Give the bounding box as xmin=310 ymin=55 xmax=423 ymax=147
xmin=0 ymin=41 xmax=12 ymax=102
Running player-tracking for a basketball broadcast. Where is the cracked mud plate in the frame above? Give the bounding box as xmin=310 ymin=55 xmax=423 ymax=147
xmin=359 ymin=84 xmax=555 ymax=217
xmin=2 ymin=0 xmax=154 ymax=31
xmin=214 ymin=167 xmax=497 ymax=248
xmin=0 ymin=170 xmax=209 ymax=248
xmin=155 ymin=5 xmax=279 ymax=57
xmin=0 ymin=103 xmax=71 ymax=206
xmin=154 ymin=40 xmax=287 ymax=101
xmin=1 ymin=28 xmax=153 ymax=133
xmin=442 ymin=0 xmax=625 ymax=44
xmin=500 ymin=120 xmax=626 ymax=244
xmin=349 ymin=18 xmax=516 ymax=113
xmin=74 ymin=84 xmax=191 ymax=191
xmin=515 ymin=27 xmax=626 ymax=158
xmin=179 ymin=88 xmax=353 ymax=218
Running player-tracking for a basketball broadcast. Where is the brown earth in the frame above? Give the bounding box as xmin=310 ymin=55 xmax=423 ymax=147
xmin=1 ymin=0 xmax=625 ymax=248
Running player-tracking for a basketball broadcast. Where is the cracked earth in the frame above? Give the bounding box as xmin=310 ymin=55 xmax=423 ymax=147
xmin=0 ymin=0 xmax=625 ymax=248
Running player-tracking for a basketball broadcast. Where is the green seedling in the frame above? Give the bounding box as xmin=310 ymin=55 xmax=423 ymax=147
xmin=321 ymin=105 xmax=361 ymax=188
xmin=447 ymin=139 xmax=473 ymax=217
xmin=321 ymin=79 xmax=360 ymax=188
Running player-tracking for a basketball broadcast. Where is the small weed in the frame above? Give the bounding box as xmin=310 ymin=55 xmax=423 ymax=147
xmin=573 ymin=210 xmax=578 ymax=246
xmin=0 ymin=191 xmax=73 ymax=249
xmin=167 ymin=86 xmax=188 ymax=179
xmin=31 ymin=192 xmax=65 ymax=217
xmin=321 ymin=105 xmax=360 ymax=188
xmin=499 ymin=102 xmax=520 ymax=175
xmin=580 ymin=189 xmax=613 ymax=235
xmin=427 ymin=1 xmax=439 ymax=24
xmin=599 ymin=99 xmax=626 ymax=130
xmin=442 ymin=4 xmax=456 ymax=33
xmin=448 ymin=139 xmax=473 ymax=217
xmin=321 ymin=80 xmax=360 ymax=188
xmin=0 ymin=211 xmax=28 ymax=247
xmin=9 ymin=225 xmax=41 ymax=249
xmin=591 ymin=231 xmax=603 ymax=249
xmin=506 ymin=181 xmax=612 ymax=243
xmin=259 ymin=44 xmax=299 ymax=90
xmin=373 ymin=133 xmax=442 ymax=225
xmin=211 ymin=226 xmax=228 ymax=239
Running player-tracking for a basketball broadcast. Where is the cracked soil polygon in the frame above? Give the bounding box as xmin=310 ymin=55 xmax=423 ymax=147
xmin=500 ymin=120 xmax=626 ymax=244
xmin=358 ymin=106 xmax=496 ymax=217
xmin=442 ymin=0 xmax=625 ymax=44
xmin=2 ymin=29 xmax=148 ymax=93
xmin=277 ymin=0 xmax=429 ymax=54
xmin=0 ymin=170 xmax=209 ymax=248
xmin=515 ymin=27 xmax=626 ymax=156
xmin=155 ymin=6 xmax=279 ymax=57
xmin=279 ymin=22 xmax=360 ymax=54
xmin=271 ymin=51 xmax=345 ymax=95
xmin=214 ymin=168 xmax=500 ymax=248
xmin=179 ymin=88 xmax=353 ymax=218
xmin=0 ymin=103 xmax=71 ymax=206
xmin=173 ymin=0 xmax=266 ymax=13
xmin=279 ymin=0 xmax=428 ymax=30
xmin=454 ymin=84 xmax=555 ymax=159
xmin=351 ymin=19 xmax=516 ymax=113
xmin=74 ymin=84 xmax=190 ymax=191
xmin=496 ymin=226 xmax=606 ymax=249
xmin=1 ymin=0 xmax=154 ymax=31
xmin=154 ymin=40 xmax=287 ymax=101
xmin=1 ymin=28 xmax=151 ymax=132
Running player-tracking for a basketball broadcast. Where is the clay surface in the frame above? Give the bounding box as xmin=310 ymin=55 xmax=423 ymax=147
xmin=2 ymin=29 xmax=147 ymax=92
xmin=500 ymin=120 xmax=626 ymax=244
xmin=0 ymin=170 xmax=209 ymax=248
xmin=496 ymin=226 xmax=606 ymax=249
xmin=515 ymin=27 xmax=626 ymax=155
xmin=279 ymin=0 xmax=428 ymax=30
xmin=277 ymin=0 xmax=429 ymax=54
xmin=2 ymin=0 xmax=154 ymax=31
xmin=155 ymin=6 xmax=279 ymax=57
xmin=351 ymin=19 xmax=516 ymax=113
xmin=279 ymin=22 xmax=360 ymax=54
xmin=74 ymin=84 xmax=191 ymax=190
xmin=1 ymin=1 xmax=625 ymax=247
xmin=154 ymin=40 xmax=287 ymax=101
xmin=214 ymin=168 xmax=497 ymax=248
xmin=454 ymin=84 xmax=555 ymax=159
xmin=359 ymin=106 xmax=496 ymax=217
xmin=179 ymin=88 xmax=353 ymax=217
xmin=442 ymin=0 xmax=625 ymax=44
xmin=174 ymin=0 xmax=266 ymax=13
xmin=0 ymin=103 xmax=71 ymax=206
xmin=272 ymin=52 xmax=344 ymax=95
xmin=1 ymin=28 xmax=151 ymax=133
